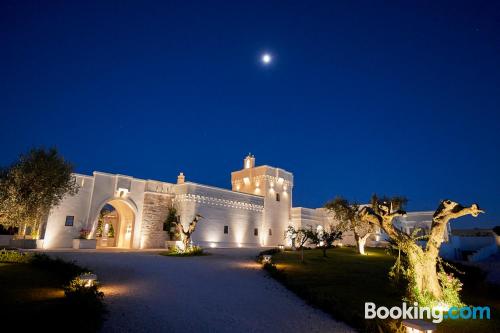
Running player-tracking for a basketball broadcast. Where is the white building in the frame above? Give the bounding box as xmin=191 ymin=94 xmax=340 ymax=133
xmin=40 ymin=155 xmax=438 ymax=249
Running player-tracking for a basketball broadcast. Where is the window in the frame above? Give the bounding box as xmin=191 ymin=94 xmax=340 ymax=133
xmin=269 ymin=229 xmax=272 ymax=236
xmin=65 ymin=216 xmax=74 ymax=227
xmin=254 ymin=228 xmax=259 ymax=236
xmin=276 ymin=193 xmax=280 ymax=201
xmin=224 ymin=225 xmax=229 ymax=234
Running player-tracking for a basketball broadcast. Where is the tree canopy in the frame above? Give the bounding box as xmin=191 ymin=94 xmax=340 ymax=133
xmin=0 ymin=147 xmax=78 ymax=235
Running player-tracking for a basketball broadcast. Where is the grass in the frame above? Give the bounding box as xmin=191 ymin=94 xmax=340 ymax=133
xmin=267 ymin=247 xmax=500 ymax=333
xmin=0 ymin=251 xmax=105 ymax=332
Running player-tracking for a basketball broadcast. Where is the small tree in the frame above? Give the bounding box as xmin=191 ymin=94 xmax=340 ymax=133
xmin=307 ymin=224 xmax=343 ymax=257
xmin=174 ymin=214 xmax=203 ymax=251
xmin=0 ymin=147 xmax=78 ymax=237
xmin=164 ymin=206 xmax=179 ymax=240
xmin=325 ymin=197 xmax=372 ymax=255
xmin=95 ymin=208 xmax=112 ymax=238
xmin=107 ymin=222 xmax=115 ymax=238
xmin=285 ymin=225 xmax=311 ymax=263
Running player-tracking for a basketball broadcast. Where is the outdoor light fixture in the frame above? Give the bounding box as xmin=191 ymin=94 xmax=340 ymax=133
xmin=210 ymin=243 xmax=216 ymax=248
xmin=402 ymin=319 xmax=435 ymax=333
xmin=338 ymin=242 xmax=343 ymax=247
xmin=278 ymin=244 xmax=285 ymax=251
xmin=262 ymin=255 xmax=272 ymax=264
xmin=79 ymin=273 xmax=98 ymax=287
xmin=117 ymin=187 xmax=129 ymax=198
xmin=238 ymin=243 xmax=242 ymax=248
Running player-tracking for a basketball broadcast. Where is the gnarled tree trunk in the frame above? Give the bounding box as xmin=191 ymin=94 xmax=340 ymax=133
xmin=355 ymin=232 xmax=371 ymax=255
xmin=407 ymin=245 xmax=442 ymax=300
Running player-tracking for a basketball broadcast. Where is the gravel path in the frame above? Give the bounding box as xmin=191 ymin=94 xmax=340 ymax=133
xmin=48 ymin=248 xmax=354 ymax=333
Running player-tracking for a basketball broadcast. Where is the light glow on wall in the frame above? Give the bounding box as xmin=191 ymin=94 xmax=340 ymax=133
xmin=117 ymin=188 xmax=129 ymax=198
xmin=210 ymin=243 xmax=216 ymax=248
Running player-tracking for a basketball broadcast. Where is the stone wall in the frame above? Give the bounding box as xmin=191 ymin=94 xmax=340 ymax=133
xmin=140 ymin=193 xmax=173 ymax=248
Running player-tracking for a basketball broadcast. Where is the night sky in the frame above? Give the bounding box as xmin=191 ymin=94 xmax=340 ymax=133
xmin=1 ymin=1 xmax=499 ymax=228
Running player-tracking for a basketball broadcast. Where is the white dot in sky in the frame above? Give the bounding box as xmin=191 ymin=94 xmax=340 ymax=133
xmin=261 ymin=53 xmax=272 ymax=64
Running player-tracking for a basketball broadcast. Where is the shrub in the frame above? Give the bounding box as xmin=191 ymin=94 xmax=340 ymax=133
xmin=256 ymin=248 xmax=280 ymax=263
xmin=0 ymin=249 xmax=33 ymax=263
xmin=64 ymin=277 xmax=105 ymax=327
xmin=31 ymin=253 xmax=87 ymax=284
xmin=160 ymin=245 xmax=205 ymax=257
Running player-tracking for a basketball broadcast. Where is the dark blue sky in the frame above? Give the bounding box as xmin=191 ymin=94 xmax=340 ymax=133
xmin=1 ymin=1 xmax=499 ymax=228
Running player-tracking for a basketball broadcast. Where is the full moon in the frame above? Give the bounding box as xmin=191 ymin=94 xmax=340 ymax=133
xmin=261 ymin=53 xmax=272 ymax=64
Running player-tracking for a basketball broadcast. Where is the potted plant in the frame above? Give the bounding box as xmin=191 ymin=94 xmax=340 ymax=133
xmin=72 ymin=228 xmax=97 ymax=249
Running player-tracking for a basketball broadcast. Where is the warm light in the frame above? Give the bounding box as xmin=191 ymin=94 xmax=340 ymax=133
xmin=117 ymin=187 xmax=129 ymax=198
xmin=243 ymin=177 xmax=250 ymax=185
xmin=262 ymin=255 xmax=272 ymax=264
xmin=338 ymin=242 xmax=343 ymax=247
xmin=238 ymin=243 xmax=242 ymax=248
xmin=319 ymin=241 xmax=324 ymax=247
xmin=278 ymin=244 xmax=285 ymax=251
xmin=210 ymin=243 xmax=216 ymax=248
xmin=79 ymin=273 xmax=97 ymax=287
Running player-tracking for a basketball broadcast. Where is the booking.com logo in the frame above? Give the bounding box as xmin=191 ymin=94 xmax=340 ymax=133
xmin=365 ymin=302 xmax=491 ymax=323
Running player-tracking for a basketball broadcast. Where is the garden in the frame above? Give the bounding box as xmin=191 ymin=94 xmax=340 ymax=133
xmin=260 ymin=246 xmax=499 ymax=332
xmin=0 ymin=249 xmax=105 ymax=332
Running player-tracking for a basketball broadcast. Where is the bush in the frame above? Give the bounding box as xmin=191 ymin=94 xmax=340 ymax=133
xmin=160 ymin=245 xmax=206 ymax=257
xmin=0 ymin=249 xmax=33 ymax=263
xmin=256 ymin=248 xmax=281 ymax=263
xmin=31 ymin=253 xmax=87 ymax=284
xmin=64 ymin=277 xmax=106 ymax=329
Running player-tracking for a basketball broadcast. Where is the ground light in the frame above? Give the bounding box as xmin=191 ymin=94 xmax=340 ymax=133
xmin=402 ymin=319 xmax=436 ymax=333
xmin=262 ymin=255 xmax=272 ymax=264
xmin=278 ymin=244 xmax=284 ymax=251
xmin=79 ymin=273 xmax=98 ymax=287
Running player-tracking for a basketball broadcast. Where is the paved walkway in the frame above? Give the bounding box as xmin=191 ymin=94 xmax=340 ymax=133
xmin=48 ymin=248 xmax=354 ymax=333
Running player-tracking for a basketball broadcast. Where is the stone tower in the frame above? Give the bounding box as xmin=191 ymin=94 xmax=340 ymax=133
xmin=231 ymin=154 xmax=293 ymax=246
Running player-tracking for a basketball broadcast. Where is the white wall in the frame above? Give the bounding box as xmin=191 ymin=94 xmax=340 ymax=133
xmin=174 ymin=182 xmax=264 ymax=247
xmin=43 ymin=174 xmax=94 ymax=248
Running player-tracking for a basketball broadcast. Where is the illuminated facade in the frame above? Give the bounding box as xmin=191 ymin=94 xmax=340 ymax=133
xmin=41 ymin=155 xmax=293 ymax=249
xmin=40 ymin=154 xmax=440 ymax=249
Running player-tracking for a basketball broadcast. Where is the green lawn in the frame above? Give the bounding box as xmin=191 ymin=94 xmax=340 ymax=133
xmin=268 ymin=247 xmax=500 ymax=333
xmin=0 ymin=260 xmax=104 ymax=332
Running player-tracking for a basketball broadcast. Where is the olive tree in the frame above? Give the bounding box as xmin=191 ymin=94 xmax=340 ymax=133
xmin=0 ymin=148 xmax=78 ymax=237
xmin=359 ymin=196 xmax=483 ymax=307
xmin=306 ymin=224 xmax=343 ymax=257
xmin=174 ymin=214 xmax=203 ymax=251
xmin=285 ymin=225 xmax=311 ymax=263
xmin=325 ymin=197 xmax=372 ymax=255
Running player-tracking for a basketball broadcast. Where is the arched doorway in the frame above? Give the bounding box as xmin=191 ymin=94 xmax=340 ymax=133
xmin=94 ymin=198 xmax=136 ymax=249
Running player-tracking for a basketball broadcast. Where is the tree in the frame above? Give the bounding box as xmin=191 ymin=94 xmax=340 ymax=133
xmin=359 ymin=196 xmax=483 ymax=307
xmin=174 ymin=214 xmax=203 ymax=251
xmin=163 ymin=206 xmax=179 ymax=240
xmin=285 ymin=225 xmax=311 ymax=262
xmin=95 ymin=207 xmax=112 ymax=238
xmin=0 ymin=148 xmax=78 ymax=237
xmin=306 ymin=224 xmax=343 ymax=257
xmin=325 ymin=197 xmax=372 ymax=255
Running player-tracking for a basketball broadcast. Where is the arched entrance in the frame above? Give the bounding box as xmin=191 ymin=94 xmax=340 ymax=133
xmin=93 ymin=198 xmax=136 ymax=249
